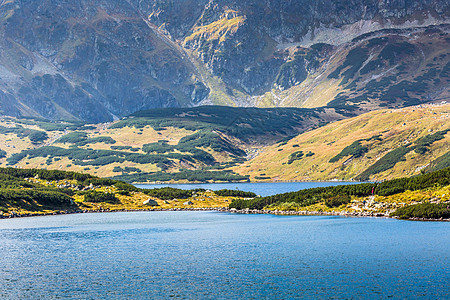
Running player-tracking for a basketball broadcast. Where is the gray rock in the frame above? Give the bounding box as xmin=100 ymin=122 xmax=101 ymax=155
xmin=143 ymin=199 xmax=159 ymax=206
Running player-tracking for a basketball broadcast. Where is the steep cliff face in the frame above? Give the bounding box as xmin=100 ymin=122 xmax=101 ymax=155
xmin=0 ymin=0 xmax=208 ymax=122
xmin=147 ymin=0 xmax=449 ymax=100
xmin=257 ymin=25 xmax=450 ymax=113
xmin=0 ymin=0 xmax=448 ymax=121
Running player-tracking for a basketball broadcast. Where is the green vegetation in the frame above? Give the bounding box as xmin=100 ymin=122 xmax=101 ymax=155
xmin=177 ymin=130 xmax=245 ymax=157
xmin=329 ymin=141 xmax=368 ymax=163
xmin=113 ymin=106 xmax=317 ymax=142
xmin=425 ymin=151 xmax=450 ymax=173
xmin=113 ymin=166 xmax=142 ymax=173
xmin=0 ymin=189 xmax=73 ymax=211
xmin=230 ymin=167 xmax=450 ymax=211
xmin=83 ymin=191 xmax=118 ymax=203
xmin=324 ymin=195 xmax=351 ymax=208
xmin=10 ymin=117 xmax=92 ymax=132
xmin=56 ymin=132 xmax=116 ymax=146
xmin=0 ymin=125 xmax=48 ymax=144
xmin=414 ymin=130 xmax=449 ymax=154
xmin=230 ymin=183 xmax=373 ymax=210
xmin=0 ymin=167 xmax=136 ymax=192
xmin=112 ymin=169 xmax=249 ymax=183
xmin=391 ymin=203 xmax=450 ymax=219
xmin=214 ymin=189 xmax=256 ymax=198
xmin=288 ymin=151 xmax=304 ymax=164
xmin=142 ymin=141 xmax=174 ymax=154
xmin=357 ymin=146 xmax=414 ymax=180
xmin=143 ymin=187 xmax=192 ymax=200
xmin=111 ymin=146 xmax=140 ymax=151
xmin=0 ymin=170 xmax=79 ymax=212
xmin=379 ymin=42 xmax=415 ymax=64
xmin=0 ymin=167 xmax=259 ymax=216
xmin=3 ymin=106 xmax=331 ymax=183
xmin=7 ymin=146 xmax=180 ymax=169
xmin=328 ymin=47 xmax=369 ymax=83
xmin=356 ymin=130 xmax=449 ymax=180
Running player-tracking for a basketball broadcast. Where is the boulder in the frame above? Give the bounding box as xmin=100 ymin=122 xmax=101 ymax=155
xmin=143 ymin=199 xmax=159 ymax=206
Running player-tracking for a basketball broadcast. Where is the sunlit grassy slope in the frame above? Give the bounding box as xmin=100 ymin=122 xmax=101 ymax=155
xmin=0 ymin=106 xmax=335 ymax=183
xmin=233 ymin=104 xmax=450 ymax=181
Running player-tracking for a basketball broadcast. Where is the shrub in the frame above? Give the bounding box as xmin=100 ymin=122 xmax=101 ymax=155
xmin=391 ymin=203 xmax=450 ymax=219
xmin=329 ymin=141 xmax=368 ymax=163
xmin=357 ymin=146 xmax=414 ymax=180
xmin=84 ymin=191 xmax=118 ymax=203
xmin=143 ymin=187 xmax=191 ymax=200
xmin=288 ymin=151 xmax=304 ymax=164
xmin=324 ymin=195 xmax=351 ymax=208
xmin=214 ymin=189 xmax=256 ymax=198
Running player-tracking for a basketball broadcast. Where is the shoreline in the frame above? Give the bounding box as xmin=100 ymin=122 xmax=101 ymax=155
xmin=133 ymin=179 xmax=363 ymax=185
xmin=0 ymin=207 xmax=229 ymax=219
xmin=1 ymin=207 xmax=449 ymax=222
xmin=229 ymin=208 xmax=450 ymax=222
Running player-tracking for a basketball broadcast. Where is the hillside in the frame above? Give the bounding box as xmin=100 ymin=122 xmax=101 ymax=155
xmin=0 ymin=168 xmax=249 ymax=217
xmin=0 ymin=104 xmax=449 ymax=183
xmin=229 ymin=167 xmax=450 ymax=220
xmin=233 ymin=103 xmax=450 ymax=181
xmin=0 ymin=0 xmax=448 ymax=121
xmin=0 ymin=106 xmax=344 ymax=183
xmin=1 ymin=166 xmax=449 ymax=220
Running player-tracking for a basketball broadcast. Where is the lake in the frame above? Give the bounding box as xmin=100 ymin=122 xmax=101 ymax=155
xmin=0 ymin=212 xmax=448 ymax=299
xmin=136 ymin=181 xmax=361 ymax=197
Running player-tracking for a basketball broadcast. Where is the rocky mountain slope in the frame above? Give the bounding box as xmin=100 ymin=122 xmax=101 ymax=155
xmin=0 ymin=0 xmax=448 ymax=121
xmin=0 ymin=0 xmax=209 ymax=122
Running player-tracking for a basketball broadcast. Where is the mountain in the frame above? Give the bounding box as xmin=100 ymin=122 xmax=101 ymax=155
xmin=0 ymin=104 xmax=448 ymax=183
xmin=233 ymin=103 xmax=450 ymax=181
xmin=0 ymin=106 xmax=342 ymax=182
xmin=151 ymin=0 xmax=449 ymax=104
xmin=0 ymin=0 xmax=449 ymax=121
xmin=0 ymin=0 xmax=209 ymax=122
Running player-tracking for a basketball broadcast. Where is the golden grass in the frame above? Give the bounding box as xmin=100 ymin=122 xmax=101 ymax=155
xmin=233 ymin=104 xmax=450 ymax=181
xmin=184 ymin=12 xmax=245 ymax=44
xmin=2 ymin=179 xmax=231 ymax=216
xmin=267 ymin=185 xmax=450 ymax=216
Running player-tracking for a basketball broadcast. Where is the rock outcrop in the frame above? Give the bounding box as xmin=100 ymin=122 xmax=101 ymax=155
xmin=0 ymin=0 xmax=448 ymax=121
xmin=0 ymin=0 xmax=208 ymax=122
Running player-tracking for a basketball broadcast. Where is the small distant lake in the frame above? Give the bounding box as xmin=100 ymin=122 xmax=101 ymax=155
xmin=135 ymin=181 xmax=361 ymax=196
xmin=0 ymin=212 xmax=448 ymax=299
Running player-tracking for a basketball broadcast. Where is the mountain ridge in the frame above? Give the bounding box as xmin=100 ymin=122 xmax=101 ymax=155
xmin=0 ymin=0 xmax=448 ymax=121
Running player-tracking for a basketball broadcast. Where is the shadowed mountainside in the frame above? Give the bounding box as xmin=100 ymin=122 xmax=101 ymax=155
xmin=0 ymin=0 xmax=448 ymax=121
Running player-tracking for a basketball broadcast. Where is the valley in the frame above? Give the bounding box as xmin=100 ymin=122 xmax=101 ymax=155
xmin=0 ymin=104 xmax=448 ymax=184
xmin=1 ymin=2 xmax=450 ymax=299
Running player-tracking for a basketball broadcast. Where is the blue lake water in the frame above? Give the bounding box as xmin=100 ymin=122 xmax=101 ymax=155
xmin=136 ymin=181 xmax=361 ymax=196
xmin=0 ymin=211 xmax=449 ymax=299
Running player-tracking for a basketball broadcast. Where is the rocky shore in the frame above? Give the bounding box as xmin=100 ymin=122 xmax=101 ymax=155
xmin=228 ymin=208 xmax=450 ymax=221
xmin=1 ymin=207 xmax=448 ymax=221
xmin=0 ymin=207 xmax=229 ymax=219
xmin=229 ymin=208 xmax=389 ymax=217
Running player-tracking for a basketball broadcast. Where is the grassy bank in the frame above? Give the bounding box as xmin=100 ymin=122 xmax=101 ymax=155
xmin=230 ymin=167 xmax=450 ymax=220
xmin=0 ymin=168 xmax=244 ymax=217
